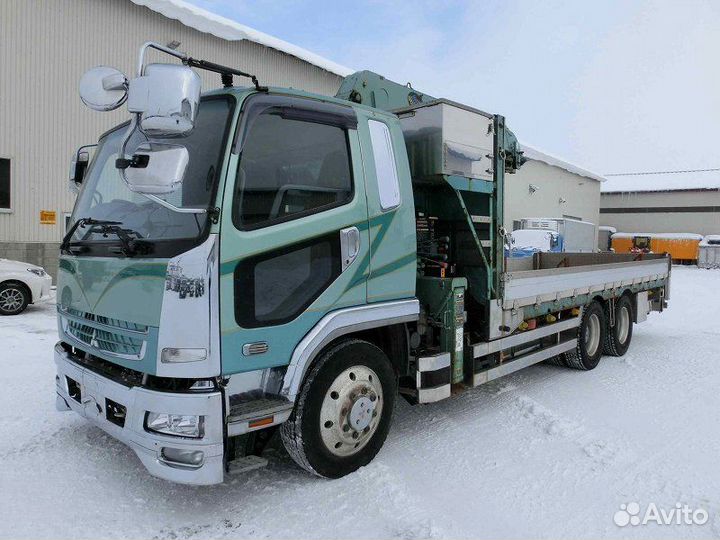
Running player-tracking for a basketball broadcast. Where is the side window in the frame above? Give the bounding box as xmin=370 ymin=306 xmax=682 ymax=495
xmin=234 ymin=233 xmax=341 ymax=327
xmin=233 ymin=109 xmax=353 ymax=230
xmin=368 ymin=120 xmax=400 ymax=210
xmin=0 ymin=158 xmax=10 ymax=209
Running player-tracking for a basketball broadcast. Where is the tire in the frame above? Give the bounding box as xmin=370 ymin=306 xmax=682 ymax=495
xmin=280 ymin=338 xmax=396 ymax=478
xmin=0 ymin=281 xmax=30 ymax=315
xmin=561 ymin=301 xmax=606 ymax=370
xmin=603 ymin=295 xmax=634 ymax=357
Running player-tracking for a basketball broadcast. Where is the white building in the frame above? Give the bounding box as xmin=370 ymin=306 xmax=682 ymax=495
xmin=506 ymin=145 xmax=605 ymax=242
xmin=0 ymin=0 xmax=349 ymax=278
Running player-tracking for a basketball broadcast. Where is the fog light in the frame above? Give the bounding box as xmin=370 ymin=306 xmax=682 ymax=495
xmin=161 ymin=447 xmax=204 ymax=468
xmin=161 ymin=348 xmax=207 ymax=363
xmin=145 ymin=412 xmax=204 ymax=438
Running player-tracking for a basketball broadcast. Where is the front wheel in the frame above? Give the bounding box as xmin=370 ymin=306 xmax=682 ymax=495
xmin=280 ymin=339 xmax=396 ymax=478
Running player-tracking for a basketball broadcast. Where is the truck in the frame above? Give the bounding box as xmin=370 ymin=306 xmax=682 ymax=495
xmin=515 ymin=217 xmax=597 ymax=253
xmin=55 ymin=42 xmax=671 ymax=484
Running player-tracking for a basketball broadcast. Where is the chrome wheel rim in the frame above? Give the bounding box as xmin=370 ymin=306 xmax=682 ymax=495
xmin=319 ymin=365 xmax=383 ymax=457
xmin=584 ymin=313 xmax=601 ymax=356
xmin=0 ymin=288 xmax=24 ymax=312
xmin=617 ymin=306 xmax=630 ymax=344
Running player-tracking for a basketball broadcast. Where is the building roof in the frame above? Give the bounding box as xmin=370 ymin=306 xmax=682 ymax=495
xmin=602 ymin=169 xmax=720 ymax=193
xmin=520 ymin=144 xmax=606 ymax=183
xmin=130 ymin=0 xmax=354 ymax=77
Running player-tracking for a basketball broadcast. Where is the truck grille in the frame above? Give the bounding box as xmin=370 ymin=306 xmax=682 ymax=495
xmin=61 ymin=307 xmax=147 ymax=360
xmin=65 ymin=307 xmax=148 ymax=332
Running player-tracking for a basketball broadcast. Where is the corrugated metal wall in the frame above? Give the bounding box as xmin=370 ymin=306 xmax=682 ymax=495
xmin=0 ymin=0 xmax=344 ymax=244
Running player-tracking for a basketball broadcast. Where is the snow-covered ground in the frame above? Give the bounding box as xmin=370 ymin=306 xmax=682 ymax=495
xmin=2 ymin=266 xmax=719 ymax=539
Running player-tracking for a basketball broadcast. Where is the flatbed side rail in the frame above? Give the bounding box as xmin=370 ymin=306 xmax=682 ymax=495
xmin=501 ymin=257 xmax=670 ymax=310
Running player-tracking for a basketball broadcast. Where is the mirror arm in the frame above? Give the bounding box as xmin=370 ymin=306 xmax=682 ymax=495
xmin=185 ymin=58 xmax=267 ymax=92
xmin=143 ymin=194 xmax=208 ymax=214
xmin=137 ymin=41 xmax=188 ymax=77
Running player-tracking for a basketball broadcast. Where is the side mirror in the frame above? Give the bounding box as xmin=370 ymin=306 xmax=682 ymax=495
xmin=68 ymin=145 xmax=96 ymax=194
xmin=127 ymin=63 xmax=201 ymax=136
xmin=123 ymin=142 xmax=189 ymax=194
xmin=79 ymin=66 xmax=128 ymax=111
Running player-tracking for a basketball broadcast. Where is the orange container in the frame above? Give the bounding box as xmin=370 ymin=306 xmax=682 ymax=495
xmin=610 ymin=236 xmax=634 ymax=254
xmin=611 ymin=233 xmax=701 ymax=263
xmin=651 ymin=236 xmax=701 ymax=262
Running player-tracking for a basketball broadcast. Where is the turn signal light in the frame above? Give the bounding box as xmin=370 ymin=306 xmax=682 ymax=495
xmin=248 ymin=416 xmax=274 ymax=429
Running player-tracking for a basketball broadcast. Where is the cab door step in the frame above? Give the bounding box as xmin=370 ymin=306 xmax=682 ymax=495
xmin=227 ymin=455 xmax=268 ymax=475
xmin=227 ymin=397 xmax=293 ymax=436
xmin=400 ymin=352 xmax=452 ymax=404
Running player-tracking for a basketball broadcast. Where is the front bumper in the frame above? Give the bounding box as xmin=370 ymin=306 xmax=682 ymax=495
xmin=29 ymin=274 xmax=53 ymax=303
xmin=54 ymin=342 xmax=225 ymax=485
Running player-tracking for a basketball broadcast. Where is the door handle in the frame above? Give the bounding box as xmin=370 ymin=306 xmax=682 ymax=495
xmin=340 ymin=226 xmax=360 ymax=271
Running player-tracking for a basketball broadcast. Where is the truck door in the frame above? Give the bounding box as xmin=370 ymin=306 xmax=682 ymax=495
xmin=219 ymin=94 xmax=370 ymax=375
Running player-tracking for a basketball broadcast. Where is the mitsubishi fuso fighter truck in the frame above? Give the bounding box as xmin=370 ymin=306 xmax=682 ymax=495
xmin=55 ymin=43 xmax=671 ymax=484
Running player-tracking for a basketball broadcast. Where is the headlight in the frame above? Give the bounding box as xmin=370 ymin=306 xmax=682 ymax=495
xmin=27 ymin=268 xmax=46 ymax=277
xmin=145 ymin=412 xmax=204 ymax=438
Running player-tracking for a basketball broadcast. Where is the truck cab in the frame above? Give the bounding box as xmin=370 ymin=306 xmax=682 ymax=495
xmin=55 ymin=43 xmax=670 ymax=484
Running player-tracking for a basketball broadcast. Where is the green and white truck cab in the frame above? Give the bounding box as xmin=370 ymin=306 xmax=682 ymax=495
xmin=55 ymin=43 xmax=670 ymax=484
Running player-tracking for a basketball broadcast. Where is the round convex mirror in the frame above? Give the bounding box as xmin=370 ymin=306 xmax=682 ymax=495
xmin=79 ymin=66 xmax=128 ymax=111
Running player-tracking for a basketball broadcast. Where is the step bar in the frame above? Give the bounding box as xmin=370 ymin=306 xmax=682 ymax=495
xmin=473 ymin=338 xmax=577 ymax=387
xmin=472 ymin=315 xmax=581 ymax=358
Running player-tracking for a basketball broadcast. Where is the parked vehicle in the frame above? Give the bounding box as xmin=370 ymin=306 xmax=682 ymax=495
xmin=508 ymin=228 xmax=561 ymax=258
xmin=515 ymin=217 xmax=596 ymax=253
xmin=611 ymin=233 xmax=702 ymax=264
xmin=0 ymin=258 xmax=52 ymax=315
xmin=54 ymin=43 xmax=671 ymax=485
xmin=698 ymin=235 xmax=720 ymax=269
xmin=598 ymin=225 xmax=616 ymax=252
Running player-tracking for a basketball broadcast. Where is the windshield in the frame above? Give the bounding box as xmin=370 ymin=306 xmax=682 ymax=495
xmin=70 ymin=96 xmax=234 ymax=252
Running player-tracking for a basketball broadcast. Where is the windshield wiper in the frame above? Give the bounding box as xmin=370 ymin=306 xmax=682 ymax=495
xmin=60 ymin=218 xmax=122 ymax=254
xmin=86 ymin=223 xmax=148 ymax=256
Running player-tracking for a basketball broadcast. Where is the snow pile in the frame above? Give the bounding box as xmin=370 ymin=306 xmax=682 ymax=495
xmin=130 ymin=0 xmax=354 ymax=77
xmin=2 ymin=268 xmax=720 ymax=538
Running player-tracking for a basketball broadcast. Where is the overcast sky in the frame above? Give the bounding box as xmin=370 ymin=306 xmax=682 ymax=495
xmin=186 ymin=0 xmax=719 ymax=181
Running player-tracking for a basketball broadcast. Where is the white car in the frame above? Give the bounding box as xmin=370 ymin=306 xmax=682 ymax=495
xmin=0 ymin=258 xmax=53 ymax=315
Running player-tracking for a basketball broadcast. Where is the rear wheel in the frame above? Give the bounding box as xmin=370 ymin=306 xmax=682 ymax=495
xmin=0 ymin=282 xmax=30 ymax=315
xmin=561 ymin=300 xmax=606 ymax=370
xmin=280 ymin=339 xmax=396 ymax=478
xmin=603 ymin=295 xmax=634 ymax=356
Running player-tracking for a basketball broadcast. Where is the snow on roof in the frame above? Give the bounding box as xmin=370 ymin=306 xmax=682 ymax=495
xmin=612 ymin=232 xmax=703 ymax=240
xmin=520 ymin=144 xmax=606 ymax=183
xmin=599 ymin=225 xmax=617 ymax=233
xmin=602 ymin=169 xmax=720 ymax=193
xmin=130 ymin=0 xmax=354 ymax=77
